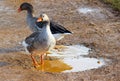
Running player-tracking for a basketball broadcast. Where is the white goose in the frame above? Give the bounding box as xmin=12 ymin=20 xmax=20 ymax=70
xmin=23 ymin=14 xmax=56 ymax=67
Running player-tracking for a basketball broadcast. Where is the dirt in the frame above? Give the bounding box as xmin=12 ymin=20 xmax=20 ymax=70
xmin=0 ymin=0 xmax=120 ymax=81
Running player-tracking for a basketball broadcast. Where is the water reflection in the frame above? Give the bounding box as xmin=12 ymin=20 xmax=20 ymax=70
xmin=77 ymin=7 xmax=109 ymax=20
xmin=78 ymin=7 xmax=95 ymax=14
xmin=35 ymin=45 xmax=105 ymax=73
xmin=36 ymin=60 xmax=72 ymax=73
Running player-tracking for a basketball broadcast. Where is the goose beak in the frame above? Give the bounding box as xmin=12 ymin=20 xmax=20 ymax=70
xmin=18 ymin=8 xmax=21 ymax=13
xmin=37 ymin=17 xmax=43 ymax=22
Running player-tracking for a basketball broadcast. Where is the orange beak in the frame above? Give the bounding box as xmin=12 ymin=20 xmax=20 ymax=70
xmin=37 ymin=17 xmax=43 ymax=22
xmin=17 ymin=8 xmax=21 ymax=13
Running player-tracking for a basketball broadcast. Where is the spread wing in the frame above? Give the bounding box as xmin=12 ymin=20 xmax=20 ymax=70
xmin=36 ymin=20 xmax=72 ymax=34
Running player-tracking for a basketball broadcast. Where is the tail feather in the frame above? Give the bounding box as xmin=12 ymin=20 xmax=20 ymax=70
xmin=22 ymin=41 xmax=30 ymax=54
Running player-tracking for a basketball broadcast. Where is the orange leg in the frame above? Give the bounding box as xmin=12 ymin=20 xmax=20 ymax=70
xmin=40 ymin=54 xmax=44 ymax=65
xmin=30 ymin=54 xmax=39 ymax=67
xmin=40 ymin=54 xmax=45 ymax=71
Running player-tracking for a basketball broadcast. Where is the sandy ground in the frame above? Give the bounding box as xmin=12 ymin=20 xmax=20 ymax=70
xmin=0 ymin=0 xmax=120 ymax=81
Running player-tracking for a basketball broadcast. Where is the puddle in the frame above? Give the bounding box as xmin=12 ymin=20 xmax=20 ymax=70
xmin=36 ymin=45 xmax=106 ymax=73
xmin=77 ymin=7 xmax=111 ymax=20
xmin=36 ymin=60 xmax=72 ymax=72
xmin=62 ymin=58 xmax=104 ymax=72
xmin=0 ymin=62 xmax=9 ymax=67
xmin=78 ymin=7 xmax=96 ymax=14
xmin=49 ymin=45 xmax=90 ymax=58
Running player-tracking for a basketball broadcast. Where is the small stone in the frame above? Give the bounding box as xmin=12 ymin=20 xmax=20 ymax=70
xmin=89 ymin=22 xmax=96 ymax=26
xmin=97 ymin=61 xmax=100 ymax=64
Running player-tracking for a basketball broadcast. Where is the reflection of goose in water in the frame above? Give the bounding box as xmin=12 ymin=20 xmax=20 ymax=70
xmin=37 ymin=45 xmax=105 ymax=73
xmin=37 ymin=60 xmax=72 ymax=72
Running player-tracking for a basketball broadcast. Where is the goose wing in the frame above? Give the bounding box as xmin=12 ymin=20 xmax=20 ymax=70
xmin=36 ymin=21 xmax=72 ymax=34
xmin=25 ymin=32 xmax=40 ymax=45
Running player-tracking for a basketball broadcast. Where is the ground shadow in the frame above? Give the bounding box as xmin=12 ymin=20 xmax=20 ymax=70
xmin=0 ymin=45 xmax=24 ymax=54
xmin=0 ymin=62 xmax=9 ymax=67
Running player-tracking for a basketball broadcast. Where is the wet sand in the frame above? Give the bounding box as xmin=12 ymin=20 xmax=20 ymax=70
xmin=0 ymin=0 xmax=120 ymax=81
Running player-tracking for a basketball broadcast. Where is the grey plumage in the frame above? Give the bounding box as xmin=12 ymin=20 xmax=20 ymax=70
xmin=22 ymin=14 xmax=56 ymax=66
xmin=18 ymin=2 xmax=72 ymax=41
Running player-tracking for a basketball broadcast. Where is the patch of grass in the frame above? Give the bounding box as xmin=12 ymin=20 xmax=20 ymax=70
xmin=103 ymin=0 xmax=120 ymax=10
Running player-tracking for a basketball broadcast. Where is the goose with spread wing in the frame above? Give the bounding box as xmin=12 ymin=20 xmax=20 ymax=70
xmin=18 ymin=2 xmax=72 ymax=41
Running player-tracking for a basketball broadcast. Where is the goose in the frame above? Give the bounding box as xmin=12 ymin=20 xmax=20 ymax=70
xmin=18 ymin=2 xmax=72 ymax=41
xmin=22 ymin=14 xmax=56 ymax=67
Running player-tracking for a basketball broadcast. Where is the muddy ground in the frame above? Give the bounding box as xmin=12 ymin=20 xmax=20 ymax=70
xmin=0 ymin=0 xmax=120 ymax=81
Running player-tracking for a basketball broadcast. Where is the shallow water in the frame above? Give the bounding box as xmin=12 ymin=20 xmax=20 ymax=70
xmin=63 ymin=57 xmax=104 ymax=72
xmin=78 ymin=7 xmax=96 ymax=14
xmin=37 ymin=45 xmax=105 ymax=73
xmin=77 ymin=7 xmax=109 ymax=20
